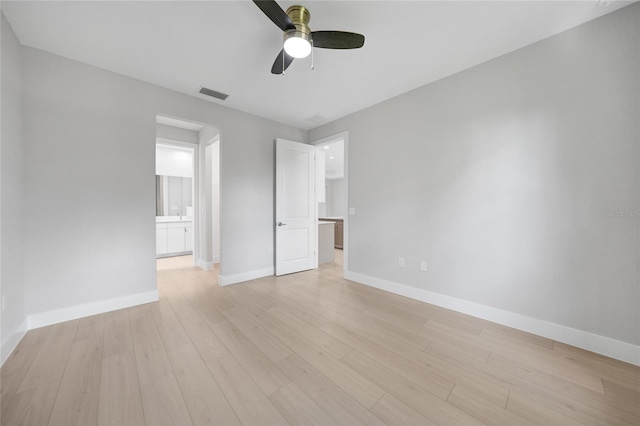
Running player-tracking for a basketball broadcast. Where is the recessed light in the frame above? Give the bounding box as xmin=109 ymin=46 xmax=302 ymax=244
xmin=324 ymin=146 xmax=330 ymax=149
xmin=329 ymin=156 xmax=335 ymax=159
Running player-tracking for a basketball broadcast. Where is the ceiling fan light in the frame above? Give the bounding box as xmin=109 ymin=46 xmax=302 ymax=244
xmin=284 ymin=30 xmax=312 ymax=58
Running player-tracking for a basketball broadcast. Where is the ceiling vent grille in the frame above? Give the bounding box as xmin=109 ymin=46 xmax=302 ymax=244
xmin=305 ymin=114 xmax=333 ymax=125
xmin=198 ymin=87 xmax=229 ymax=100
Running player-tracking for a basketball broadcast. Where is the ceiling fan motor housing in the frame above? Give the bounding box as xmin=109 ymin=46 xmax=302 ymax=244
xmin=284 ymin=5 xmax=312 ymax=46
xmin=253 ymin=0 xmax=365 ymax=73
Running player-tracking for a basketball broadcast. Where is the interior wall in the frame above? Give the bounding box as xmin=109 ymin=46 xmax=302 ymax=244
xmin=309 ymin=4 xmax=639 ymax=347
xmin=22 ymin=47 xmax=305 ymax=321
xmin=201 ymin=143 xmax=213 ymax=265
xmin=329 ymin=179 xmax=346 ymax=218
xmin=318 ymin=184 xmax=328 ymax=218
xmin=0 ymin=13 xmax=27 ymax=362
xmin=211 ymin=141 xmax=220 ymax=264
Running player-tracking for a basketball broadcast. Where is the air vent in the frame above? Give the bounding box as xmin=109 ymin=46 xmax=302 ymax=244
xmin=305 ymin=114 xmax=333 ymax=125
xmin=198 ymin=87 xmax=229 ymax=100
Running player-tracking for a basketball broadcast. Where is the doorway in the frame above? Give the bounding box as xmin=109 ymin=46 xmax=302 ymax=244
xmin=155 ymin=142 xmax=195 ymax=258
xmin=155 ymin=115 xmax=220 ymax=278
xmin=312 ymin=132 xmax=349 ymax=277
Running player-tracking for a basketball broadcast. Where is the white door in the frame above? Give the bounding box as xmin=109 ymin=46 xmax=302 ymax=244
xmin=275 ymin=139 xmax=317 ymax=276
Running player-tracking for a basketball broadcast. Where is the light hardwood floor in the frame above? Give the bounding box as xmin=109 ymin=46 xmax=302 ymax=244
xmin=2 ymin=250 xmax=639 ymax=425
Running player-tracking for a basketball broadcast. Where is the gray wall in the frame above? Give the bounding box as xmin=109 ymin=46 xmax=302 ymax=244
xmin=310 ymin=4 xmax=639 ymax=345
xmin=22 ymin=47 xmax=305 ymax=317
xmin=1 ymin=13 xmax=26 ymax=359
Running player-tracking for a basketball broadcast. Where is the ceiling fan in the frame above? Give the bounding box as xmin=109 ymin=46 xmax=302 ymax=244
xmin=252 ymin=0 xmax=365 ymax=74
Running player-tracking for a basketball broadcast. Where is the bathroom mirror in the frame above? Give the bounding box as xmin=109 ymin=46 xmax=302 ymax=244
xmin=156 ymin=175 xmax=193 ymax=216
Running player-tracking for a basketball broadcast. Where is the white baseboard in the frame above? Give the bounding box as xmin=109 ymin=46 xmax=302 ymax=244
xmin=219 ymin=267 xmax=274 ymax=286
xmin=345 ymin=271 xmax=640 ymax=366
xmin=197 ymin=255 xmax=220 ymax=271
xmin=28 ymin=290 xmax=159 ymax=330
xmin=1 ymin=317 xmax=28 ymax=366
xmin=157 ymin=251 xmax=191 ymax=259
xmin=198 ymin=260 xmax=214 ymax=271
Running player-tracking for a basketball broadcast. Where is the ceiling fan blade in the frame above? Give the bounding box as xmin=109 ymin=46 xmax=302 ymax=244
xmin=253 ymin=0 xmax=295 ymax=32
xmin=311 ymin=31 xmax=365 ymax=49
xmin=271 ymin=49 xmax=295 ymax=74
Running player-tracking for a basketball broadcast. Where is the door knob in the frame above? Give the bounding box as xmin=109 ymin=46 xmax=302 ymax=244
xmin=277 ymin=222 xmax=287 ymax=226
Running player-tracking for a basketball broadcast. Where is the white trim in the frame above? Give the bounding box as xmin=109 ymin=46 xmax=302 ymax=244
xmin=157 ymin=251 xmax=192 ymax=259
xmin=28 ymin=290 xmax=159 ymax=330
xmin=345 ymin=270 xmax=640 ymax=366
xmin=219 ymin=267 xmax=274 ymax=286
xmin=155 ymin=137 xmax=198 ymax=149
xmin=1 ymin=317 xmax=28 ymax=366
xmin=198 ymin=258 xmax=218 ymax=271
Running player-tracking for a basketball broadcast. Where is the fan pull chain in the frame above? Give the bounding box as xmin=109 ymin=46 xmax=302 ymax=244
xmin=282 ymin=45 xmax=286 ymax=75
xmin=311 ymin=40 xmax=315 ymax=70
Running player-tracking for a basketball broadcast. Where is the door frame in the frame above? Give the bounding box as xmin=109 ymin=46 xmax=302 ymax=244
xmin=310 ymin=131 xmax=349 ymax=277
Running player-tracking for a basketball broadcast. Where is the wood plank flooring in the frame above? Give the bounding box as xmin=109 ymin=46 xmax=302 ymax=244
xmin=2 ymin=250 xmax=639 ymax=425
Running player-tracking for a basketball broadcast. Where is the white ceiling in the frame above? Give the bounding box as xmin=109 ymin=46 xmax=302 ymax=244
xmin=3 ymin=1 xmax=633 ymax=130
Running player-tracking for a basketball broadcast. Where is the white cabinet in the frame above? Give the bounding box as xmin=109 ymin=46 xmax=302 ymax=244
xmin=185 ymin=227 xmax=194 ymax=251
xmin=156 ymin=221 xmax=193 ymax=256
xmin=156 ymin=224 xmax=168 ymax=254
xmin=167 ymin=225 xmax=185 ymax=253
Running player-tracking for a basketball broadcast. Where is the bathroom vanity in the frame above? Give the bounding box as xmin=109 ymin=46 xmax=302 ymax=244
xmin=156 ymin=216 xmax=193 ymax=257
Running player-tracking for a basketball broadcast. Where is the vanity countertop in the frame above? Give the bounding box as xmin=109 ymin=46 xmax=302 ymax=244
xmin=156 ymin=216 xmax=193 ymax=223
xmin=319 ymin=216 xmax=344 ymax=220
xmin=319 ymin=220 xmax=336 ymax=225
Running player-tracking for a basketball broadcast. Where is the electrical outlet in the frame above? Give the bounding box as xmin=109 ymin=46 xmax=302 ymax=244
xmin=349 ymin=207 xmax=356 ymax=216
xmin=420 ymin=261 xmax=428 ymax=272
xmin=398 ymin=257 xmax=405 ymax=267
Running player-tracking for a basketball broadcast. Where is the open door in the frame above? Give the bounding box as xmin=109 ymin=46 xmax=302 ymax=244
xmin=275 ymin=139 xmax=317 ymax=276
